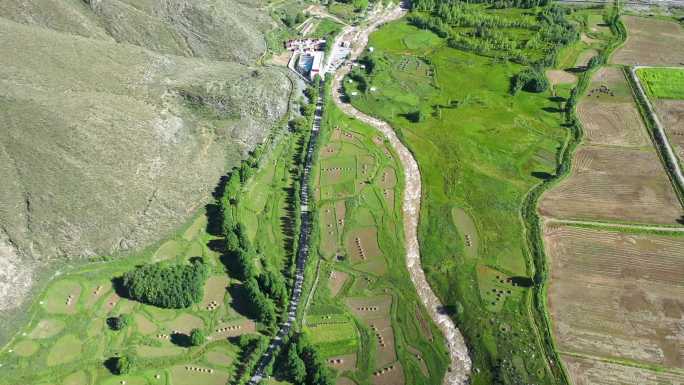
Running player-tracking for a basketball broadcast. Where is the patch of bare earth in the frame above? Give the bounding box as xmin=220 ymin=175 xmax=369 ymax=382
xmin=546 ymin=69 xmax=577 ymax=86
xmin=656 ymin=99 xmax=684 ymax=165
xmin=612 ymin=16 xmax=684 ymax=66
xmin=545 ymin=224 xmax=684 ymax=371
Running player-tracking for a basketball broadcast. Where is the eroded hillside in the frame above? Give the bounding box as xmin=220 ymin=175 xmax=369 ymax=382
xmin=0 ymin=0 xmax=290 ymax=338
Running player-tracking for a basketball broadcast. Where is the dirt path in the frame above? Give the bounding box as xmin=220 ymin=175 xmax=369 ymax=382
xmin=329 ymin=4 xmax=472 ymax=384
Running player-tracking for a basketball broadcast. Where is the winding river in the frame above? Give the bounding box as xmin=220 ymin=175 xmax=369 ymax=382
xmin=328 ymin=4 xmax=472 ymax=384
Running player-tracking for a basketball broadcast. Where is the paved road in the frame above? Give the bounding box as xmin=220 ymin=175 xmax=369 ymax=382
xmin=329 ymin=3 xmax=472 ymax=384
xmin=629 ymin=66 xmax=684 ymax=194
xmin=248 ymin=87 xmax=323 ymax=385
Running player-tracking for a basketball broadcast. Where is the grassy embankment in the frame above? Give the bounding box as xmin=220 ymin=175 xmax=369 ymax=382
xmin=342 ymin=3 xmax=622 ymax=383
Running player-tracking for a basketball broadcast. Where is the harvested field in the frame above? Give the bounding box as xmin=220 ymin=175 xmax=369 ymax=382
xmin=451 ymin=208 xmax=478 ymax=259
xmin=321 ymin=203 xmax=340 ymax=257
xmin=345 ymin=295 xmax=392 ymax=320
xmin=28 ymin=318 xmax=65 ymax=339
xmin=345 ymin=228 xmax=383 ymax=263
xmin=170 ymin=364 xmax=230 ymax=385
xmin=545 ymin=225 xmax=684 ymax=368
xmin=47 ymin=334 xmax=82 ymax=366
xmin=211 ymin=319 xmax=255 ymax=338
xmin=578 ymin=102 xmax=650 ymax=147
xmin=368 ymin=318 xmax=397 ymax=367
xmin=539 ymin=146 xmax=684 ymax=224
xmin=164 ymin=314 xmax=204 ymax=335
xmin=577 ymin=67 xmax=651 ymax=147
xmin=134 ymin=313 xmax=157 ymax=335
xmin=205 ymin=348 xmax=234 ymax=367
xmin=321 ymin=143 xmax=341 ymax=159
xmin=612 ymin=16 xmax=684 ymax=66
xmin=137 ymin=345 xmax=184 ymax=358
xmin=328 ymin=270 xmax=349 ymax=297
xmin=200 ymin=276 xmax=229 ymax=310
xmin=546 ymin=70 xmax=577 ymax=86
xmin=43 ymin=280 xmax=81 ymax=315
xmin=377 ymin=167 xmax=397 ymax=189
xmin=372 ymin=362 xmax=405 ymax=385
xmin=336 ymin=378 xmax=357 ymax=385
xmin=83 ymin=282 xmax=109 ymax=309
xmin=656 ymin=99 xmax=684 ymax=164
xmin=326 ymin=353 xmax=357 ymax=371
xmin=13 ymin=340 xmax=38 ymax=357
xmin=562 ymin=354 xmax=684 ymax=385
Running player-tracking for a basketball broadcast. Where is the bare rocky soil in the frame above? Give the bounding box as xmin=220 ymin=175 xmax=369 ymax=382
xmin=0 ymin=0 xmax=291 ymax=343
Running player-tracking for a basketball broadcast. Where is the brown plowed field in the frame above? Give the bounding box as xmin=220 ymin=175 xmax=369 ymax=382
xmin=539 ymin=146 xmax=684 ymax=224
xmin=562 ymin=354 xmax=684 ymax=385
xmin=611 ymin=16 xmax=684 ymax=66
xmin=656 ymin=99 xmax=684 ymax=164
xmin=545 ymin=224 xmax=684 ymax=369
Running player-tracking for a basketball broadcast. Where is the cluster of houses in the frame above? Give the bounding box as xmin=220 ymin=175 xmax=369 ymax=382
xmin=285 ymin=38 xmax=327 ymax=81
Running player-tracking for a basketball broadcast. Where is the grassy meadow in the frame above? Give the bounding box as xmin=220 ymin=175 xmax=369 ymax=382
xmin=346 ymin=19 xmax=572 ymax=384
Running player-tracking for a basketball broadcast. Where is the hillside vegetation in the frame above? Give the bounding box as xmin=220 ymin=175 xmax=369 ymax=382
xmin=0 ymin=0 xmax=291 ymax=344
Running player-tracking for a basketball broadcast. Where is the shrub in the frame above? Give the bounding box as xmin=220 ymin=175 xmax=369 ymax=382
xmin=190 ymin=328 xmax=206 ymax=346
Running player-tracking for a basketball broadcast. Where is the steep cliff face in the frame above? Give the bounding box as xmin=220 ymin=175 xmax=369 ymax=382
xmin=0 ymin=0 xmax=290 ymax=329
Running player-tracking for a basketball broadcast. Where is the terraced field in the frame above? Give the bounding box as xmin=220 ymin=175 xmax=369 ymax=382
xmin=306 ymin=101 xmax=449 ymax=385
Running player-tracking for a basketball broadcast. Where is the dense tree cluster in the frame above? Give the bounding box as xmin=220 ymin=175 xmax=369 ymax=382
xmin=510 ymin=67 xmax=549 ymax=94
xmin=109 ymin=355 xmax=134 ymax=375
xmin=280 ymin=334 xmax=334 ymax=385
xmin=407 ymin=0 xmax=578 ymax=69
xmin=121 ymin=258 xmax=208 ymax=308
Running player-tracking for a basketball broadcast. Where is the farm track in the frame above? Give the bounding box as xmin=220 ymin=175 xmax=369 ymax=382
xmin=544 ymin=217 xmax=684 ymax=232
xmin=329 ymin=3 xmax=472 ymax=384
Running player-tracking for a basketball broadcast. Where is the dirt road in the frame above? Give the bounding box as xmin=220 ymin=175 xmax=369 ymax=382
xmin=329 ymin=3 xmax=472 ymax=384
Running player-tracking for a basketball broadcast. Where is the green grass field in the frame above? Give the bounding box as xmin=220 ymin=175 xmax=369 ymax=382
xmin=637 ymin=67 xmax=684 ymax=99
xmin=347 ymin=19 xmax=571 ymax=384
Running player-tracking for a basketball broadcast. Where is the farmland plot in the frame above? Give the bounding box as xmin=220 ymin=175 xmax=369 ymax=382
xmin=539 ymin=146 xmax=683 ymax=224
xmin=544 ymin=224 xmax=684 ymax=372
xmin=611 ymin=16 xmax=684 ymax=66
xmin=657 ymin=99 xmax=684 ymax=167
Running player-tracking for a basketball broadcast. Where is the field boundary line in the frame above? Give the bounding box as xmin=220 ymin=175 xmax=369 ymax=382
xmin=558 ymin=350 xmax=684 ymax=376
xmin=525 ymin=3 xmax=628 ymax=383
xmin=544 ymin=217 xmax=684 ymax=233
